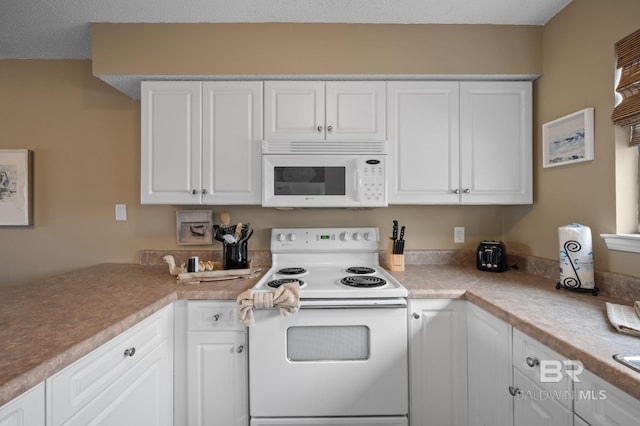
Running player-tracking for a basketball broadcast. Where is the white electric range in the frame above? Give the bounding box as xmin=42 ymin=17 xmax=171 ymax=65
xmin=249 ymin=227 xmax=409 ymax=426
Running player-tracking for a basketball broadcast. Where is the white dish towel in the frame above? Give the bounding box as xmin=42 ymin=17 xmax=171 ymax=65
xmin=237 ymin=282 xmax=300 ymax=327
xmin=606 ymin=301 xmax=640 ymax=337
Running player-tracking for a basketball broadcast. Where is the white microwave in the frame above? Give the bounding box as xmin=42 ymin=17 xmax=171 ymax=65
xmin=262 ymin=141 xmax=388 ymax=208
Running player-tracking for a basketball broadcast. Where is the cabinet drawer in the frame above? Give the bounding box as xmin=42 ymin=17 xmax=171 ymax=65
xmin=187 ymin=301 xmax=244 ymax=331
xmin=512 ymin=328 xmax=573 ymax=409
xmin=574 ymin=368 xmax=640 ymax=426
xmin=47 ymin=304 xmax=172 ymax=426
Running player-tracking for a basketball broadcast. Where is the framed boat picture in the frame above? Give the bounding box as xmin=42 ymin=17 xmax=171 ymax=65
xmin=542 ymin=108 xmax=594 ymax=168
xmin=0 ymin=149 xmax=33 ymax=226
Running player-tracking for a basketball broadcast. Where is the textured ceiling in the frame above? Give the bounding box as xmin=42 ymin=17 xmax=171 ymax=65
xmin=0 ymin=0 xmax=572 ymax=59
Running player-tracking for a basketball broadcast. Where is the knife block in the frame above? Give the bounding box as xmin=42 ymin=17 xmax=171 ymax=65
xmin=386 ymin=237 xmax=405 ymax=272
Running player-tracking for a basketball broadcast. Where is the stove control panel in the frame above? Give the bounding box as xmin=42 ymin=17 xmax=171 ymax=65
xmin=271 ymin=227 xmax=379 ymax=252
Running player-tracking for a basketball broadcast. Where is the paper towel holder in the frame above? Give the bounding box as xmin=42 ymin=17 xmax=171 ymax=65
xmin=556 ymin=282 xmax=599 ymax=296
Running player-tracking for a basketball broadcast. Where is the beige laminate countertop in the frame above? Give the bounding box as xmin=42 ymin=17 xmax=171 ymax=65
xmin=1 ymin=263 xmax=639 ymax=407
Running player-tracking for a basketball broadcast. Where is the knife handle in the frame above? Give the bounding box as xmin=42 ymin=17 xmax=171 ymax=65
xmin=392 ymin=220 xmax=398 ymax=240
xmin=399 ymin=226 xmax=405 ymax=240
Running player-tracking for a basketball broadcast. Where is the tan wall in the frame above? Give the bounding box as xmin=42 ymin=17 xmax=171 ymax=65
xmin=502 ymin=0 xmax=640 ymax=276
xmin=91 ymin=23 xmax=542 ymax=76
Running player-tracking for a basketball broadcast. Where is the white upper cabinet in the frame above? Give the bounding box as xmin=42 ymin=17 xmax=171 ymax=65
xmin=141 ymin=81 xmax=202 ymax=204
xmin=459 ymin=81 xmax=532 ymax=204
xmin=201 ymin=82 xmax=263 ymax=205
xmin=264 ymin=81 xmax=386 ymax=141
xmin=141 ymin=81 xmax=262 ymax=205
xmin=387 ymin=80 xmax=532 ymax=205
xmin=387 ymin=81 xmax=460 ymax=204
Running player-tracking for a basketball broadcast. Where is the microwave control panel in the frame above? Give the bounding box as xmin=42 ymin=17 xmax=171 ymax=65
xmin=361 ymin=157 xmax=386 ymax=206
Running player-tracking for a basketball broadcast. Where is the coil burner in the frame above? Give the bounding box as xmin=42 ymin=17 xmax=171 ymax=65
xmin=340 ymin=276 xmax=386 ymax=288
xmin=267 ymin=278 xmax=305 ymax=289
xmin=345 ymin=266 xmax=376 ymax=275
xmin=276 ymin=267 xmax=307 ymax=275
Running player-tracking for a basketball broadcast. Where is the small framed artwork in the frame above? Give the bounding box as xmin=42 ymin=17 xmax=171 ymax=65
xmin=543 ymin=108 xmax=594 ymax=168
xmin=0 ymin=149 xmax=33 ymax=226
xmin=176 ymin=210 xmax=213 ymax=245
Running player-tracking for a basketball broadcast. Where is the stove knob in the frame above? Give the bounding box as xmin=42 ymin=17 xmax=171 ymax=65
xmin=288 ymin=233 xmax=297 ymax=241
xmin=353 ymin=232 xmax=361 ymax=241
xmin=276 ymin=233 xmax=285 ymax=242
xmin=340 ymin=232 xmax=350 ymax=241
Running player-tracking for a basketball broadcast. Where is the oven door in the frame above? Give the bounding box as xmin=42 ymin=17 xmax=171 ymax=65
xmin=249 ymin=301 xmax=408 ymax=418
xmin=262 ymin=155 xmax=360 ymax=207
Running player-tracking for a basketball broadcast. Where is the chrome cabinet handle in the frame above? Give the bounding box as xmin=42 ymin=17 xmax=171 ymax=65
xmin=124 ymin=347 xmax=136 ymax=357
xmin=327 ymin=125 xmax=333 ymax=132
xmin=463 ymin=188 xmax=471 ymax=194
xmin=453 ymin=189 xmax=460 ymax=194
xmin=526 ymin=356 xmax=540 ymax=367
xmin=236 ymin=345 xmax=244 ymax=354
xmin=201 ymin=189 xmax=208 ymax=195
xmin=212 ymin=314 xmax=220 ymax=322
xmin=412 ymin=312 xmax=420 ymax=319
xmin=192 ymin=189 xmax=198 ymax=195
xmin=508 ymin=386 xmax=521 ymax=396
xmin=317 ymin=125 xmax=323 ymax=132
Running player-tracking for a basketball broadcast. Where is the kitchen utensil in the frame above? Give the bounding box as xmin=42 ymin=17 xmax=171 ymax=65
xmin=222 ymin=234 xmax=237 ymax=244
xmin=220 ymin=211 xmax=230 ymax=226
xmin=234 ymin=223 xmax=243 ymax=241
xmin=477 ymin=241 xmax=507 ymax=272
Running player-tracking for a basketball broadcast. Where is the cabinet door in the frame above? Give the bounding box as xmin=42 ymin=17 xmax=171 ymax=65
xmin=264 ymin=81 xmax=325 ymax=141
xmin=512 ymin=369 xmax=573 ymax=426
xmin=459 ymin=81 xmax=532 ymax=204
xmin=574 ymin=368 xmax=640 ymax=426
xmin=202 ymin=82 xmax=263 ymax=204
xmin=59 ymin=339 xmax=173 ymax=426
xmin=408 ymin=299 xmax=467 ymax=426
xmin=467 ymin=303 xmax=513 ymax=426
xmin=387 ymin=82 xmax=460 ymax=204
xmin=0 ymin=383 xmax=45 ymax=426
xmin=325 ymin=81 xmax=386 ymax=141
xmin=141 ymin=81 xmax=203 ymax=204
xmin=187 ymin=331 xmax=248 ymax=426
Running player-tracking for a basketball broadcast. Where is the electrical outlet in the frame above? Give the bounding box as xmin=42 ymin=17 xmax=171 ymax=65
xmin=454 ymin=226 xmax=465 ymax=243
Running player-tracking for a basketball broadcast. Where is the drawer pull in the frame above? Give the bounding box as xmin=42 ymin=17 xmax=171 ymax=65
xmin=412 ymin=312 xmax=420 ymax=319
xmin=124 ymin=347 xmax=136 ymax=357
xmin=212 ymin=314 xmax=220 ymax=322
xmin=236 ymin=345 xmax=244 ymax=354
xmin=525 ymin=356 xmax=540 ymax=367
xmin=508 ymin=386 xmax=521 ymax=397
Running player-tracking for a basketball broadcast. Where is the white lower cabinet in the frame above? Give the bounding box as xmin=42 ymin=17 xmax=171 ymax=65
xmin=46 ymin=304 xmax=173 ymax=426
xmin=574 ymin=368 xmax=640 ymax=426
xmin=467 ymin=303 xmax=513 ymax=426
xmin=182 ymin=301 xmax=248 ymax=426
xmin=0 ymin=383 xmax=45 ymax=426
xmin=408 ymin=299 xmax=467 ymax=426
xmin=512 ymin=369 xmax=572 ymax=426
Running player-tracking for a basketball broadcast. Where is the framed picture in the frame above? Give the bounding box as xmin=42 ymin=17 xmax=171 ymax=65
xmin=176 ymin=210 xmax=213 ymax=245
xmin=0 ymin=149 xmax=33 ymax=226
xmin=543 ymin=108 xmax=594 ymax=168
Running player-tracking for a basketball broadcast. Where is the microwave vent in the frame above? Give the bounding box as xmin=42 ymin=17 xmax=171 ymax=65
xmin=263 ymin=140 xmax=387 ymax=155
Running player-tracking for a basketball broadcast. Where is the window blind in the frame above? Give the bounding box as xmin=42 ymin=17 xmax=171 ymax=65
xmin=612 ymin=28 xmax=640 ymax=146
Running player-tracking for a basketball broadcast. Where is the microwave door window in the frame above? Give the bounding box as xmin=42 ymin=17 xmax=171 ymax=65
xmin=274 ymin=167 xmax=345 ymax=196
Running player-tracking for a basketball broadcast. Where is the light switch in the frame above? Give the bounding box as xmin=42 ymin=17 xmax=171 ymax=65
xmin=115 ymin=204 xmax=127 ymax=221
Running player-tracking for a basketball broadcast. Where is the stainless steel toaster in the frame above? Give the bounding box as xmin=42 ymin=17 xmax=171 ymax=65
xmin=477 ymin=241 xmax=507 ymax=272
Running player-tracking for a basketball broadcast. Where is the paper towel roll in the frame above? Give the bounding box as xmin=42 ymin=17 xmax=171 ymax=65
xmin=558 ymin=223 xmax=595 ymax=290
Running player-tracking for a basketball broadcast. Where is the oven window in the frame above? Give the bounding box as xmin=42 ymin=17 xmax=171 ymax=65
xmin=274 ymin=167 xmax=346 ymax=196
xmin=286 ymin=326 xmax=370 ymax=361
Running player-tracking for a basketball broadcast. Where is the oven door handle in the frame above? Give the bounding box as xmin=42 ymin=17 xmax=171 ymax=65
xmin=300 ymin=298 xmax=407 ymax=309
